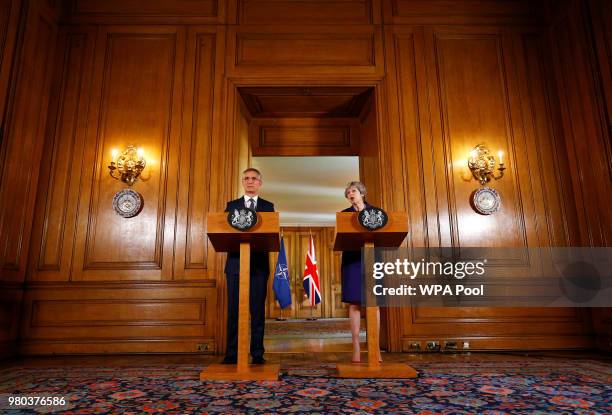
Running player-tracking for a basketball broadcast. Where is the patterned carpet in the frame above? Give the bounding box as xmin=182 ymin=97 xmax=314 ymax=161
xmin=0 ymin=358 xmax=610 ymax=414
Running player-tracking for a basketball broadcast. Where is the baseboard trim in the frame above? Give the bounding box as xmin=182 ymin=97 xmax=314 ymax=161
xmin=0 ymin=341 xmax=18 ymax=360
xmin=19 ymin=338 xmax=217 ymax=355
xmin=402 ymin=335 xmax=595 ymax=352
xmin=595 ymin=335 xmax=612 ymax=352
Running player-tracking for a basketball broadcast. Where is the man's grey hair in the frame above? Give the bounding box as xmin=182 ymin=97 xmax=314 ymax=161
xmin=344 ymin=181 xmax=367 ymax=198
xmin=242 ymin=167 xmax=262 ymax=179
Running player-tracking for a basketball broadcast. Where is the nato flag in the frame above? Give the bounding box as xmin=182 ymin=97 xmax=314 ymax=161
xmin=273 ymin=236 xmax=292 ymax=309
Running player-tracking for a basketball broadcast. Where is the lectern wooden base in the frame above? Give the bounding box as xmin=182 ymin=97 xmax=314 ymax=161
xmin=201 ymin=210 xmax=281 ymax=384
xmin=336 ymin=362 xmax=418 ymax=379
xmin=333 ymin=214 xmax=417 ymax=379
xmin=200 ymin=363 xmax=280 ymax=381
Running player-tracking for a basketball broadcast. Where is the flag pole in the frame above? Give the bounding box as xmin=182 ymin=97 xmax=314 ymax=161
xmin=307 ymin=301 xmax=317 ymax=320
xmin=276 ymin=305 xmax=286 ymax=321
xmin=306 ymin=229 xmax=317 ymax=320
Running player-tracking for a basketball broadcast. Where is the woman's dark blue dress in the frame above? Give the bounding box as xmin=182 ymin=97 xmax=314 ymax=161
xmin=340 ymin=205 xmax=369 ymax=304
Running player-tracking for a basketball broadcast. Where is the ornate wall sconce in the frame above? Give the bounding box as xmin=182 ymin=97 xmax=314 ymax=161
xmin=468 ymin=144 xmax=506 ymax=186
xmin=108 ymin=145 xmax=146 ymax=186
xmin=467 ymin=144 xmax=506 ymax=215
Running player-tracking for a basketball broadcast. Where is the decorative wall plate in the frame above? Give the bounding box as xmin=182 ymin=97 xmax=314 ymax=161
xmin=228 ymin=207 xmax=257 ymax=231
xmin=472 ymin=187 xmax=501 ymax=215
xmin=358 ymin=206 xmax=388 ymax=231
xmin=112 ymin=189 xmax=143 ymax=218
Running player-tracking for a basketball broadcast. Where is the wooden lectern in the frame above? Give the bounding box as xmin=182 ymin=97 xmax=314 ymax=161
xmin=200 ymin=212 xmax=280 ymax=381
xmin=333 ymin=211 xmax=418 ymax=378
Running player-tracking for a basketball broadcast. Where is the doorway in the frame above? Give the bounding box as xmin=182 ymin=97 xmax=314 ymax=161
xmin=229 ymin=84 xmax=382 ymax=351
xmin=250 ymin=156 xmax=358 ymax=320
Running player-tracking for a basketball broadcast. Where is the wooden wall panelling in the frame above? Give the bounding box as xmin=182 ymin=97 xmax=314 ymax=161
xmin=415 ymin=25 xmax=590 ymax=345
xmin=235 ymin=93 xmax=252 ymax=191
xmin=384 ymin=25 xmax=593 ymax=350
xmin=250 ymin=117 xmax=360 ymax=156
xmin=39 ymin=0 xmax=63 ymax=20
xmin=174 ymin=26 xmax=225 ymax=280
xmin=402 ymin=306 xmax=593 ymax=350
xmin=382 ymin=26 xmax=449 ymax=352
xmin=19 ymin=282 xmax=217 ymax=354
xmin=6 ymin=0 xmax=603 ymax=355
xmin=377 ymin=26 xmax=427 ymax=352
xmin=70 ymin=25 xmax=185 ymax=281
xmin=204 ymin=26 xmax=230 ymax=291
xmin=0 ymin=0 xmax=24 ymax=359
xmin=0 ymin=0 xmax=22 ymax=131
xmin=384 ymin=26 xmax=429 ymax=249
xmin=358 ymin=91 xmax=382 ymax=208
xmin=417 ymin=27 xmax=452 ymax=249
xmin=236 ymin=0 xmax=381 ymax=25
xmin=0 ymin=0 xmax=58 ymax=282
xmin=592 ymin=308 xmax=612 ymax=351
xmin=513 ymin=25 xmax=594 ymax=346
xmin=212 ymin=79 xmax=249 ymax=355
xmin=359 ymin=86 xmax=399 ymax=347
xmin=431 ymin=29 xmax=533 ymax=251
xmin=382 ymin=0 xmax=541 ymax=25
xmin=546 ymin=0 xmax=612 ymax=350
xmin=226 ymin=25 xmax=384 ymax=78
xmin=516 ymin=33 xmax=580 ymax=246
xmin=211 ymin=90 xmax=249 ymax=350
xmin=548 ymin=0 xmax=612 ymax=247
xmin=28 ymin=27 xmax=96 ymax=282
xmin=0 ymin=0 xmax=58 ymax=359
xmin=66 ymin=0 xmax=226 ymax=25
xmin=0 ymin=283 xmax=23 ymax=358
xmin=586 ymin=0 xmax=612 ymax=352
xmin=239 ymin=86 xmax=373 ymax=118
xmin=585 ymin=0 xmax=611 ymax=130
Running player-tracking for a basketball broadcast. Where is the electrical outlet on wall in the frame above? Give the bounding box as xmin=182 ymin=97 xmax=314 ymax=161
xmin=443 ymin=340 xmax=458 ymax=351
xmin=426 ymin=340 xmax=440 ymax=351
xmin=197 ymin=343 xmax=212 ymax=352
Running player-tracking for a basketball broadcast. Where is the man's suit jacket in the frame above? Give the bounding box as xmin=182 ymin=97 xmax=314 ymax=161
xmin=224 ymin=197 xmax=275 ymax=275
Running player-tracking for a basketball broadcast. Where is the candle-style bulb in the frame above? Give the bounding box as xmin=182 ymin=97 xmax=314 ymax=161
xmin=498 ymin=150 xmax=504 ymax=165
xmin=111 ymin=149 xmax=118 ymax=160
xmin=137 ymin=148 xmax=144 ymax=159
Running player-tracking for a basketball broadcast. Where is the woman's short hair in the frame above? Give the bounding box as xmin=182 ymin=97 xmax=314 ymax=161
xmin=344 ymin=181 xmax=367 ymax=198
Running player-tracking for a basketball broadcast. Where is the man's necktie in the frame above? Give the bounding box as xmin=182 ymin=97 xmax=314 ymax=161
xmin=247 ymin=198 xmax=255 ymax=210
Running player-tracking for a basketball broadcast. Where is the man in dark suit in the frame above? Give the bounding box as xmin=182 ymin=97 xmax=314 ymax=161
xmin=222 ymin=167 xmax=274 ymax=365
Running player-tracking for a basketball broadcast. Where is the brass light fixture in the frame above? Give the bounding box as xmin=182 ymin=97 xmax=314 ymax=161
xmin=467 ymin=144 xmax=506 ymax=186
xmin=108 ymin=145 xmax=146 ymax=186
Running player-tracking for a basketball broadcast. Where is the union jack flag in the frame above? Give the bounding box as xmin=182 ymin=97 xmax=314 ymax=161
xmin=302 ymin=235 xmax=321 ymax=306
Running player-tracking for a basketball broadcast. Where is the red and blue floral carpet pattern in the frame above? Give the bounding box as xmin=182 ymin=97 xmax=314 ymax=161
xmin=1 ymin=359 xmax=610 ymax=414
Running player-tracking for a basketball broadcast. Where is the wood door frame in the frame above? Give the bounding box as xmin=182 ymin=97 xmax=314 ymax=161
xmin=216 ymin=77 xmax=400 ymax=352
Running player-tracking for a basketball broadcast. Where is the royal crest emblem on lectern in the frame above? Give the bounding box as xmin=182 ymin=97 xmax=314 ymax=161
xmin=228 ymin=208 xmax=257 ymax=231
xmin=358 ymin=207 xmax=388 ymax=231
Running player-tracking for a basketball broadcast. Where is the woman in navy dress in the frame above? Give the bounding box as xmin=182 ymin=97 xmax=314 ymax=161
xmin=341 ymin=181 xmax=380 ymax=363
